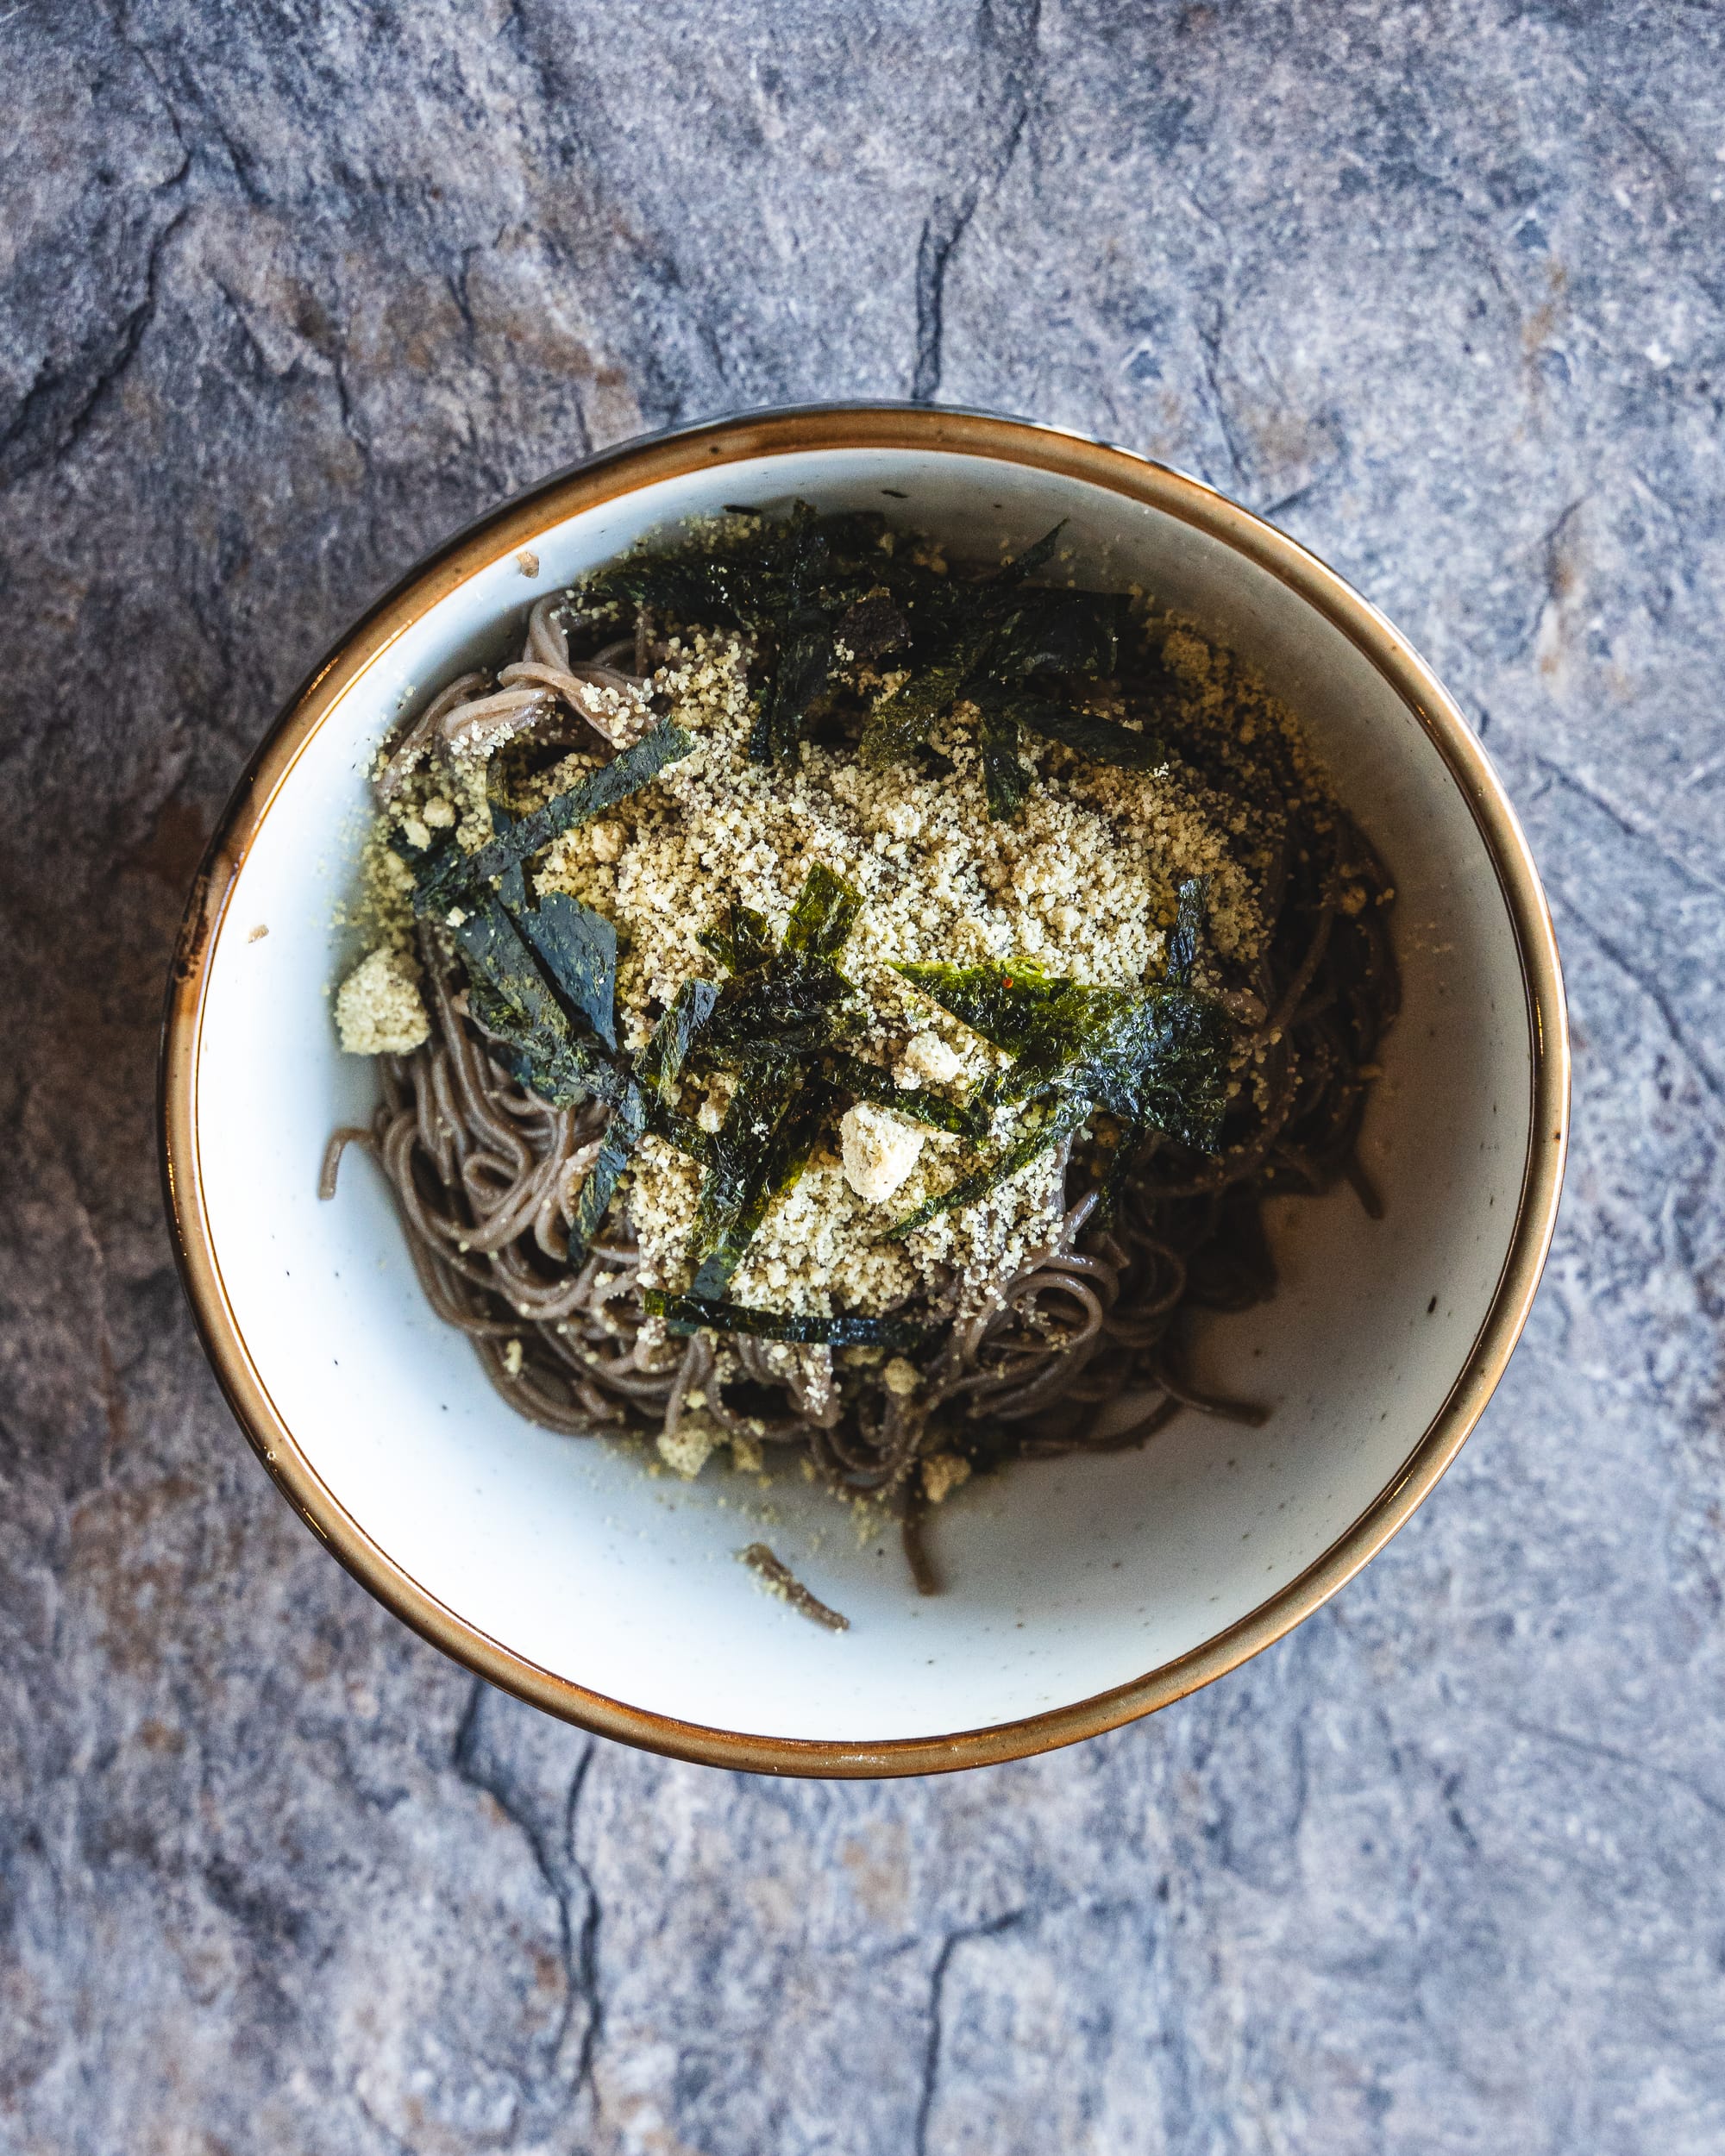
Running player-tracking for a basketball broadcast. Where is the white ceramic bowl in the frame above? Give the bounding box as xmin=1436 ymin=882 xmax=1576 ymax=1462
xmin=162 ymin=406 xmax=1567 ymax=1776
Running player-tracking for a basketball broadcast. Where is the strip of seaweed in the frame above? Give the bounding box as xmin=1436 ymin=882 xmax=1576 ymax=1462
xmin=648 ymin=1290 xmax=929 ymax=1352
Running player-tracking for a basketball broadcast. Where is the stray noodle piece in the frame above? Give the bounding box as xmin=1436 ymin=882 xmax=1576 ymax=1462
xmin=740 ymin=1544 xmax=850 ymax=1632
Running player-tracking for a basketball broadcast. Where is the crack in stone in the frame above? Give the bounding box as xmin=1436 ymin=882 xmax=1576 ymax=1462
xmin=1498 ymin=1714 xmax=1725 ymax=1824
xmin=1533 ymin=754 xmax=1725 ymax=906
xmin=913 ymin=1907 xmax=1025 ymax=2153
xmin=0 ymin=197 xmax=190 ymax=487
xmin=451 ymin=1678 xmax=605 ymax=2122
xmin=1548 ymin=887 xmax=1724 ymax=1113
xmin=911 ymin=0 xmax=1040 ymax=402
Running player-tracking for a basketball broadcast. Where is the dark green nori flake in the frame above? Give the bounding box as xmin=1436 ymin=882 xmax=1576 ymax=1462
xmin=404 ymin=831 xmax=462 ymax=911
xmin=976 ymin=694 xmax=1032 ymax=821
xmin=687 ymin=1061 xmax=809 ymax=1297
xmin=450 ymin=896 xmax=624 ymax=1108
xmin=586 ymin=505 xmax=896 ymax=767
xmin=986 ymin=590 xmax=1126 ymax=680
xmin=486 ymin=806 xmax=529 ymax=910
xmin=586 ymin=544 xmax=768 ymax=630
xmin=990 ymin=521 xmax=1067 ymax=591
xmin=645 ymin=1290 xmax=931 ymax=1352
xmin=851 ymin=522 xmax=1165 ymax=811
xmin=897 ymin=944 xmax=1233 ymax=1156
xmin=568 ymin=1081 xmax=646 ymax=1261
xmin=782 ymin=862 xmax=862 ymax=961
xmin=757 ymin=617 xmax=837 ymax=762
xmin=835 ymin=589 xmax=910 ymax=662
xmin=752 ymin=505 xmax=863 ymax=763
xmin=634 ymin=978 xmax=718 ymax=1108
xmin=860 ymin=628 xmax=990 ymax=763
xmin=893 ymin=957 xmax=1077 ymax=1055
xmin=461 ymin=719 xmax=693 ymax=891
xmin=515 ymin=890 xmax=618 ymax=1048
xmin=1165 ymin=875 xmax=1207 ymax=987
xmin=698 ymin=867 xmax=862 ymax=1066
xmin=812 ymin=508 xmax=890 ymax=553
xmin=688 ymin=1062 xmax=800 ymax=1292
xmin=823 ymin=1052 xmax=985 ymax=1137
xmin=1009 ymin=691 xmax=1166 ymax=770
xmin=698 ymin=902 xmax=776 ymax=976
xmin=1093 ymin=1116 xmax=1149 ymax=1223
xmin=649 ymin=1107 xmax=712 ymax=1162
xmin=885 ymin=1100 xmax=1089 ymax=1240
xmin=705 ymin=954 xmax=855 ymax=1064
xmin=1077 ymin=988 xmax=1233 ymax=1151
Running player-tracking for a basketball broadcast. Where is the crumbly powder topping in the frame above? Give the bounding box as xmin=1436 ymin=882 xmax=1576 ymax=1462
xmin=348 ymin=611 xmax=1319 ymax=1329
xmin=335 ymin=946 xmax=430 ymax=1056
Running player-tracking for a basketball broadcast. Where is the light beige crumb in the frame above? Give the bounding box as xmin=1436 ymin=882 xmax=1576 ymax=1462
xmin=247 ymin=923 xmax=268 ymax=944
xmin=921 ymin=1453 xmax=972 ymax=1504
xmin=335 ymin=946 xmax=430 ymax=1056
xmin=839 ymin=1102 xmax=925 ymax=1203
xmin=501 ymin=1338 xmax=524 ymax=1378
xmin=882 ymin=1357 xmax=920 ymax=1397
xmin=895 ymin=1030 xmax=963 ymax=1088
xmin=657 ymin=1416 xmax=718 ymax=1478
xmin=516 ymin=548 xmax=540 ymax=576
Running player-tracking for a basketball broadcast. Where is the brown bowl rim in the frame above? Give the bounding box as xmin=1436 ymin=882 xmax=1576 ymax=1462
xmin=160 ymin=402 xmax=1569 ymax=1778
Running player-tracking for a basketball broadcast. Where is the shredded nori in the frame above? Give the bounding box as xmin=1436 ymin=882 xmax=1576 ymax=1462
xmin=677 ymin=864 xmax=935 ymax=1289
xmin=688 ymin=1069 xmax=840 ymax=1298
xmin=461 ymin=719 xmax=693 ymax=892
xmin=583 ymin=505 xmax=897 ymax=767
xmin=634 ymin=978 xmax=718 ymax=1108
xmin=646 ymin=1290 xmax=930 ymax=1352
xmin=885 ymin=1100 xmax=1089 ymax=1239
xmin=568 ymin=1081 xmax=645 ymax=1260
xmin=782 ymin=862 xmax=863 ymax=960
xmin=822 ymin=1050 xmax=984 ymax=1137
xmin=850 ymin=520 xmax=1157 ymax=812
xmin=447 ymin=896 xmax=624 ymax=1108
xmin=514 ymin=890 xmax=618 ymax=1049
xmin=888 ymin=878 xmax=1234 ymax=1225
xmin=393 ymin=721 xmax=696 ymax=1112
xmin=574 ymin=508 xmax=1154 ymax=814
xmin=699 ymin=866 xmax=862 ymax=1067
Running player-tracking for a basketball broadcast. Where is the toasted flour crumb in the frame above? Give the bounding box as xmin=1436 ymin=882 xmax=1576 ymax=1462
xmin=896 ymin=1030 xmax=963 ymax=1088
xmin=922 ymin=1453 xmax=972 ymax=1504
xmin=882 ymin=1357 xmax=920 ymax=1397
xmin=335 ymin=947 xmax=430 ymax=1055
xmin=354 ymin=576 xmax=1325 ymax=1338
xmin=657 ymin=1416 xmax=718 ymax=1477
xmin=839 ymin=1103 xmax=925 ymax=1203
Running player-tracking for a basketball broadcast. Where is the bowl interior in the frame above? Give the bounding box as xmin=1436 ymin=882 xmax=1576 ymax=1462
xmin=191 ymin=441 xmax=1534 ymax=1746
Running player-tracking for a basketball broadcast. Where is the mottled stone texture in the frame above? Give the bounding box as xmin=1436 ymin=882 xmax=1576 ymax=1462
xmin=3 ymin=1 xmax=1723 ymax=2149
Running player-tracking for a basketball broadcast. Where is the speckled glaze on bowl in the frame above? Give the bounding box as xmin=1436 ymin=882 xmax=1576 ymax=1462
xmin=160 ymin=405 xmax=1567 ymax=1777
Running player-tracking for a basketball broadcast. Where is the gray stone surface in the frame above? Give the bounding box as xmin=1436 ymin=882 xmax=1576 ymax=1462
xmin=3 ymin=0 xmax=1723 ymax=2147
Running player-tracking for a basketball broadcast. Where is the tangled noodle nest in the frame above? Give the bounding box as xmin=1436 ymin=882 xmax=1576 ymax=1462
xmin=328 ymin=589 xmax=1398 ymax=1591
